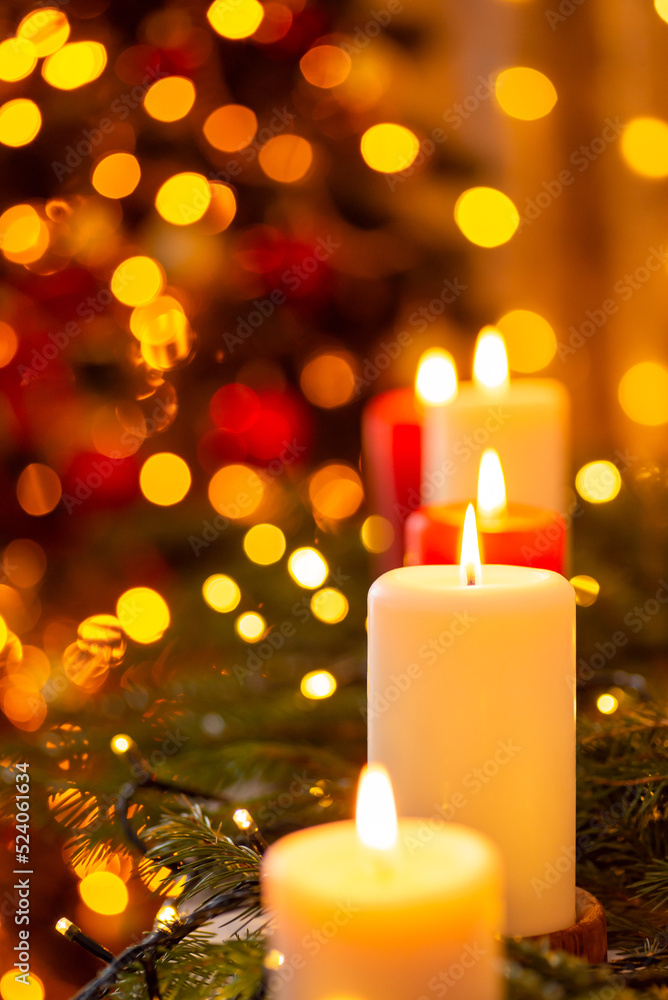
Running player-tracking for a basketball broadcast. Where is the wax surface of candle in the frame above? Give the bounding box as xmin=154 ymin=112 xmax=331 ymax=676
xmin=262 ymin=820 xmax=503 ymax=1000
xmin=422 ymin=379 xmax=569 ymax=511
xmin=368 ymin=564 xmax=575 ymax=936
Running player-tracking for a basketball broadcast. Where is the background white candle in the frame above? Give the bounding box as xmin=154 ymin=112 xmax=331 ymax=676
xmin=367 ymin=562 xmax=575 ymax=937
xmin=262 ymin=765 xmax=504 ymax=1000
xmin=421 ymin=331 xmax=570 ymax=512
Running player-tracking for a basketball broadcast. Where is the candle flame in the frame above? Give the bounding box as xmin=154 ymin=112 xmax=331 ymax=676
xmin=473 ymin=327 xmax=509 ymax=390
xmin=460 ymin=503 xmax=482 ymax=586
xmin=356 ymin=763 xmax=398 ymax=851
xmin=415 ymin=348 xmax=458 ymax=405
xmin=477 ymin=449 xmax=507 ymax=518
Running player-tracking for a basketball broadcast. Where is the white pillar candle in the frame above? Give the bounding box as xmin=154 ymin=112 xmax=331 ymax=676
xmin=421 ymin=330 xmax=570 ymax=512
xmin=262 ymin=765 xmax=504 ymax=1000
xmin=367 ymin=519 xmax=575 ymax=937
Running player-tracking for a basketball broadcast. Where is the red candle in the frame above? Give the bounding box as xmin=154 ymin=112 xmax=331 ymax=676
xmin=404 ymin=449 xmax=567 ymax=573
xmin=362 ymin=351 xmax=458 ymax=573
xmin=361 ymin=387 xmax=421 ymax=573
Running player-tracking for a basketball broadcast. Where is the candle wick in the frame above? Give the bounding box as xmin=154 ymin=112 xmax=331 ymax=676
xmin=466 ymin=562 xmax=476 ymax=587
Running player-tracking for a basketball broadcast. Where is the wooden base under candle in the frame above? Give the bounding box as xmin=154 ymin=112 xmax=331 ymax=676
xmin=523 ymin=887 xmax=607 ymax=963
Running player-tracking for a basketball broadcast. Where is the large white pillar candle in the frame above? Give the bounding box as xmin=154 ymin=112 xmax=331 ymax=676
xmin=262 ymin=765 xmax=504 ymax=1000
xmin=421 ymin=330 xmax=570 ymax=512
xmin=367 ymin=545 xmax=575 ymax=937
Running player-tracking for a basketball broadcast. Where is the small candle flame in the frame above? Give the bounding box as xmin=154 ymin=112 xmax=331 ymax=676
xmin=477 ymin=449 xmax=507 ymax=518
xmin=415 ymin=348 xmax=458 ymax=405
xmin=473 ymin=328 xmax=509 ymax=390
xmin=356 ymin=763 xmax=398 ymax=851
xmin=460 ymin=503 xmax=482 ymax=586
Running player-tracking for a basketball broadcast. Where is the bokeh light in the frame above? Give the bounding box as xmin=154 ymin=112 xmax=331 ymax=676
xmin=656 ymin=0 xmax=668 ymax=22
xmin=0 ymin=205 xmax=48 ymax=264
xmin=620 ymin=117 xmax=668 ymax=178
xmin=308 ymin=463 xmax=364 ymax=521
xmin=16 ymin=464 xmax=62 ymax=516
xmin=235 ymin=611 xmax=266 ymax=642
xmin=18 ymin=8 xmax=70 ymax=56
xmin=0 ymin=322 xmax=18 ymax=366
xmin=300 ymin=352 xmax=357 ymax=408
xmin=78 ymin=871 xmax=129 ymax=915
xmin=210 ymin=383 xmax=260 ymax=431
xmin=361 ymin=515 xmax=394 ymax=554
xmin=144 ymin=76 xmax=196 ymax=122
xmin=111 ymin=256 xmax=165 ymax=307
xmin=0 ymin=615 xmax=7 ymax=652
xmin=310 ymin=588 xmax=349 ymax=624
xmin=300 ymin=669 xmax=337 ymax=698
xmin=42 ymin=41 xmax=107 ymax=90
xmin=360 ymin=123 xmax=420 ymax=173
xmin=78 ymin=615 xmax=126 ymax=665
xmin=243 ymin=523 xmax=286 ymax=565
xmin=575 ymin=461 xmax=622 ymax=503
xmin=496 ymin=309 xmax=557 ymax=372
xmin=208 ymin=464 xmax=265 ymax=519
xmin=454 ymin=187 xmax=520 ymax=247
xmin=618 ymin=361 xmax=668 ymax=425
xmin=203 ymin=105 xmax=258 ymax=152
xmin=202 ymin=574 xmax=241 ymax=612
xmin=140 ymin=453 xmax=192 ymax=506
xmin=0 ymin=972 xmax=44 ymax=1000
xmin=0 ymin=38 xmax=37 ymax=82
xmin=131 ymin=296 xmax=186 ymax=339
xmin=258 ymin=135 xmax=313 ymax=183
xmin=3 ymin=540 xmax=47 ymax=589
xmin=300 ymin=45 xmax=352 ymax=88
xmin=288 ymin=547 xmax=328 ymax=588
xmin=155 ymin=172 xmax=211 ymax=225
xmin=91 ymin=153 xmax=141 ymax=200
xmin=596 ymin=693 xmax=619 ymax=715
xmin=570 ymin=575 xmax=600 ymax=607
xmin=0 ymin=99 xmax=42 ymax=147
xmin=116 ymin=587 xmax=170 ymax=643
xmin=495 ymin=67 xmax=557 ymax=120
xmin=203 ymin=182 xmax=237 ymax=234
xmin=206 ymin=0 xmax=264 ymax=39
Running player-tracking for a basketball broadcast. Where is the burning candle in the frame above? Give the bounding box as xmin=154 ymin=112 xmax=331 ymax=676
xmin=262 ymin=764 xmax=504 ymax=1000
xmin=420 ymin=329 xmax=569 ymax=514
xmin=405 ymin=448 xmax=567 ymax=572
xmin=368 ymin=511 xmax=576 ymax=937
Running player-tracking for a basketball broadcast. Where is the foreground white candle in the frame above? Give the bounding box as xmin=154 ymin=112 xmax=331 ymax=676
xmin=262 ymin=765 xmax=504 ymax=1000
xmin=420 ymin=330 xmax=569 ymax=512
xmin=368 ymin=515 xmax=576 ymax=937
